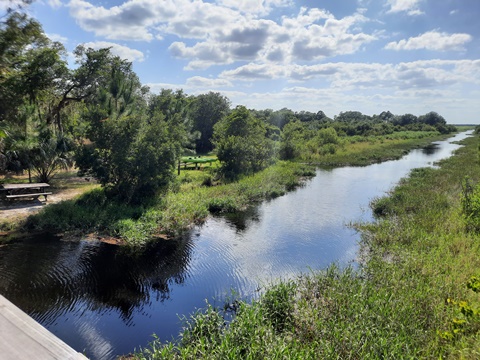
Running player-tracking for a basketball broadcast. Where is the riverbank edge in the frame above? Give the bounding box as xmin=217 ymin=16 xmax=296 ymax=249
xmin=0 ymin=131 xmax=458 ymax=246
xmin=133 ymin=132 xmax=480 ymax=359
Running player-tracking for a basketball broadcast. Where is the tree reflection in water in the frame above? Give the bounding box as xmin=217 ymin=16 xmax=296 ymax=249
xmin=0 ymin=232 xmax=193 ymax=326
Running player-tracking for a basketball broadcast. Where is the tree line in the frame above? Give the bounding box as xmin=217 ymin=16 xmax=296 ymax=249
xmin=0 ymin=10 xmax=456 ymax=203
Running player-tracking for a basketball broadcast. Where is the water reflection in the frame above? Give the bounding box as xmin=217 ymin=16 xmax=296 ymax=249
xmin=0 ymin=234 xmax=193 ymax=339
xmin=221 ymin=206 xmax=261 ymax=233
xmin=71 ymin=237 xmax=192 ymax=322
xmin=0 ymin=131 xmax=472 ymax=359
xmin=422 ymin=143 xmax=439 ymax=155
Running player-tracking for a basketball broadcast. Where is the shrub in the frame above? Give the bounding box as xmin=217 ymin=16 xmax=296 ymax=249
xmin=213 ymin=106 xmax=275 ymax=180
xmin=461 ymin=176 xmax=480 ymax=232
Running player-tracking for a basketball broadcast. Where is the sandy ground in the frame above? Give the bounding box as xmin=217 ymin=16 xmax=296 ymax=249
xmin=0 ymin=176 xmax=96 ymax=223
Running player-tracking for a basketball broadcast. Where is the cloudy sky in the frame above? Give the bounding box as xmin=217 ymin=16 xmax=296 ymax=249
xmin=23 ymin=0 xmax=480 ymax=123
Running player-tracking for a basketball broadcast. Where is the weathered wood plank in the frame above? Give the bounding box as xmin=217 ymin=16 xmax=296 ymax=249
xmin=0 ymin=295 xmax=88 ymax=360
xmin=6 ymin=192 xmax=52 ymax=199
xmin=1 ymin=183 xmax=50 ymax=190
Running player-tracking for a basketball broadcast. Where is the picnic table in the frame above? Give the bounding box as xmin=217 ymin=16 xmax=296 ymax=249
xmin=178 ymin=157 xmax=218 ymax=174
xmin=0 ymin=183 xmax=52 ymax=201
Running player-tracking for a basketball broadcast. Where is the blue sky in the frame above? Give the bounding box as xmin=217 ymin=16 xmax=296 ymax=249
xmin=13 ymin=0 xmax=480 ymax=123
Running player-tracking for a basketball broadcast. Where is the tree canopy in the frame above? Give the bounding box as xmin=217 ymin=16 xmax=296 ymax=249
xmin=213 ymin=106 xmax=275 ymax=180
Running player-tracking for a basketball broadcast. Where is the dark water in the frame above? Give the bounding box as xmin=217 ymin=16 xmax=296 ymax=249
xmin=0 ymin=132 xmax=471 ymax=359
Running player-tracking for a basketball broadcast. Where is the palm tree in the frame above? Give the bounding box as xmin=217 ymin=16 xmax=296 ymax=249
xmin=30 ymin=129 xmax=73 ymax=183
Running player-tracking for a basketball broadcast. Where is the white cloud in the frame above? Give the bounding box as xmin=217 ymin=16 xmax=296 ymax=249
xmin=220 ymin=63 xmax=287 ymax=80
xmin=48 ymin=0 xmax=63 ymax=8
xmin=217 ymin=0 xmax=293 ymax=15
xmin=68 ymin=0 xmax=174 ymax=41
xmin=185 ymin=76 xmax=233 ymax=88
xmin=170 ymin=8 xmax=375 ymax=69
xmin=48 ymin=33 xmax=68 ymax=43
xmin=218 ymin=59 xmax=480 ymax=91
xmin=159 ymin=1 xmax=238 ymax=39
xmin=82 ymin=41 xmax=145 ymax=62
xmin=68 ymin=1 xmax=377 ymax=69
xmin=386 ymin=0 xmax=424 ymax=16
xmin=385 ymin=31 xmax=472 ymax=51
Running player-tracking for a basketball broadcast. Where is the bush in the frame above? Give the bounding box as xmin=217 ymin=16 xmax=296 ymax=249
xmin=213 ymin=106 xmax=275 ymax=180
xmin=371 ymin=196 xmax=394 ymax=217
xmin=461 ymin=176 xmax=480 ymax=232
xmin=260 ymin=281 xmax=296 ymax=333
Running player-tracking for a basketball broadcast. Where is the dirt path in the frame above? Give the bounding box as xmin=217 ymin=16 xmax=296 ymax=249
xmin=1 ymin=175 xmax=98 ymax=223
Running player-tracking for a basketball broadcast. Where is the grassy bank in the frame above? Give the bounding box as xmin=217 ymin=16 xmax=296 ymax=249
xmin=316 ymin=130 xmax=449 ymax=166
xmin=133 ymin=133 xmax=480 ymax=358
xmin=20 ymin=161 xmax=315 ymax=245
xmin=1 ymin=130 xmax=462 ymax=246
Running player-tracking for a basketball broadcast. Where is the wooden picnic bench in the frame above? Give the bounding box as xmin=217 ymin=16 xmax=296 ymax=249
xmin=178 ymin=157 xmax=218 ymax=174
xmin=0 ymin=183 xmax=52 ymax=201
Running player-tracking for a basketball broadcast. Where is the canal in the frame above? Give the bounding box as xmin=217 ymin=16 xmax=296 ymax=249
xmin=0 ymin=131 xmax=470 ymax=359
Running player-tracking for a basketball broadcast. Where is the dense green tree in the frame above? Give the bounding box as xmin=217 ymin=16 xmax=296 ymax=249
xmin=376 ymin=111 xmax=395 ymax=122
xmin=394 ymin=113 xmax=418 ymax=127
xmin=418 ymin=111 xmax=446 ymax=127
xmin=296 ymin=110 xmax=327 ymax=123
xmin=266 ymin=108 xmax=296 ymax=129
xmin=148 ymin=89 xmax=189 ymax=122
xmin=334 ymin=111 xmax=371 ymax=123
xmin=0 ymin=12 xmax=63 ymax=124
xmin=213 ymin=106 xmax=275 ymax=180
xmin=279 ymin=120 xmax=305 ymax=160
xmin=417 ymin=111 xmax=456 ymax=133
xmin=306 ymin=127 xmax=340 ymax=156
xmin=149 ymin=89 xmax=198 ymax=153
xmin=190 ymin=92 xmax=230 ymax=153
xmin=280 ymin=121 xmax=341 ymax=160
xmin=0 ymin=12 xmax=125 ymax=179
xmin=76 ymin=59 xmax=185 ymax=202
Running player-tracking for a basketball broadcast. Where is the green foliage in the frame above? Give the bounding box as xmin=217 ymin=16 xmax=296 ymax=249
xmin=29 ymin=129 xmax=74 ymax=183
xmin=148 ymin=89 xmax=198 ymax=153
xmin=0 ymin=12 xmax=55 ymax=122
xmin=213 ymin=106 xmax=275 ymax=180
xmin=207 ymin=197 xmax=239 ymax=214
xmin=280 ymin=121 xmax=341 ymax=160
xmin=75 ymin=62 xmax=185 ymax=203
xmin=190 ymin=92 xmax=230 ymax=153
xmin=136 ymin=265 xmax=437 ymax=359
xmin=467 ymin=276 xmax=480 ymax=293
xmin=440 ymin=277 xmax=480 ymax=341
xmin=24 ymin=187 xmax=147 ymax=237
xmin=260 ymin=281 xmax=296 ymax=333
xmin=180 ymin=305 xmax=225 ymax=348
xmin=279 ymin=120 xmax=305 ymax=160
xmin=461 ymin=176 xmax=480 ymax=232
xmin=371 ymin=195 xmax=394 ymax=217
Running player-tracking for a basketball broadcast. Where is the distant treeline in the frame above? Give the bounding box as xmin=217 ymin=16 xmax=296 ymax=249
xmin=250 ymin=108 xmax=456 ymax=136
